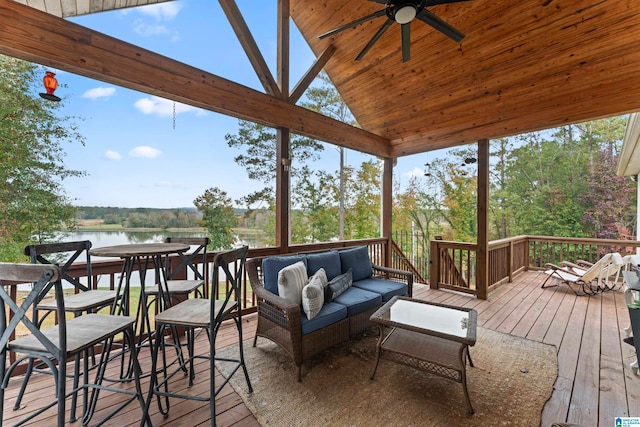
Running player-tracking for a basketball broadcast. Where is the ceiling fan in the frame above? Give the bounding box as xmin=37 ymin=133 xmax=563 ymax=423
xmin=318 ymin=0 xmax=469 ymax=63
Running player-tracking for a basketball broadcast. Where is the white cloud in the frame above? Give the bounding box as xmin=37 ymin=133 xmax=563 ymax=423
xmin=134 ymin=96 xmax=202 ymax=117
xmin=133 ymin=21 xmax=171 ymax=38
xmin=137 ymin=3 xmax=183 ymax=21
xmin=405 ymin=167 xmax=426 ymax=178
xmin=130 ymin=146 xmax=162 ymax=158
xmin=104 ymin=150 xmax=122 ymax=160
xmin=82 ymin=87 xmax=116 ymax=100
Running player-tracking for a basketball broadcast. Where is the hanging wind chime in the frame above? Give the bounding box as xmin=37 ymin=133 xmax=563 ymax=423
xmin=173 ymin=101 xmax=176 ymax=130
xmin=39 ymin=70 xmax=61 ymax=102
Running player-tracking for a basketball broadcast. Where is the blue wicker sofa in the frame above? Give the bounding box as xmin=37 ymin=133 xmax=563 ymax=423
xmin=245 ymin=246 xmax=413 ymax=381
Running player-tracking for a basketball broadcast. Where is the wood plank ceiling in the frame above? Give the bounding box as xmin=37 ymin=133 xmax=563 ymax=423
xmin=5 ymin=0 xmax=640 ymax=159
xmin=13 ymin=0 xmax=173 ymax=18
xmin=291 ymin=0 xmax=640 ymax=156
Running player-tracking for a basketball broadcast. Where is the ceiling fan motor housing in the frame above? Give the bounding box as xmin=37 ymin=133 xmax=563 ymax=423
xmin=387 ymin=0 xmax=425 ymax=24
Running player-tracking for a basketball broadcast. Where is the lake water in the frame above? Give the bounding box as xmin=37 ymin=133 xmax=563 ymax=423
xmin=23 ymin=230 xmax=258 ymax=290
xmin=59 ymin=229 xmax=263 ymax=253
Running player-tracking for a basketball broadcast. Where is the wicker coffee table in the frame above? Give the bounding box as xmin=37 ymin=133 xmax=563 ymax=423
xmin=369 ymin=296 xmax=478 ymax=414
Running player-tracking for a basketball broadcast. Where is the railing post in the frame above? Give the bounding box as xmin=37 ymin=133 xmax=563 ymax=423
xmin=508 ymin=240 xmax=514 ymax=283
xmin=430 ymin=240 xmax=440 ymax=290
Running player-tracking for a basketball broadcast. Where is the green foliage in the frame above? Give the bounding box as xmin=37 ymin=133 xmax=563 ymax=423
xmin=225 ymin=120 xmax=324 ymax=208
xmin=227 ymin=72 xmax=373 ymax=245
xmin=193 ymin=187 xmax=238 ymax=250
xmin=393 ymin=175 xmax=444 ymax=244
xmin=341 ymin=160 xmax=381 ymax=239
xmin=0 ymin=55 xmax=85 ymax=256
xmin=392 ymin=117 xmax=634 ymax=243
xmin=291 ymin=166 xmax=339 ymax=243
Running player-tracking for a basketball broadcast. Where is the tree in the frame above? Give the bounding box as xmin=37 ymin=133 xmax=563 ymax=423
xmin=426 ymin=149 xmax=478 ymax=242
xmin=193 ymin=187 xmax=237 ymax=250
xmin=225 ymin=120 xmax=324 ymax=208
xmin=227 ymin=72 xmax=364 ymax=244
xmin=291 ymin=166 xmax=339 ymax=243
xmin=394 ymin=175 xmax=444 ymax=243
xmin=489 ymin=138 xmax=512 ymax=239
xmin=0 ymin=55 xmax=85 ymax=258
xmin=301 ymin=72 xmax=357 ymax=240
xmin=341 ymin=160 xmax=381 ymax=239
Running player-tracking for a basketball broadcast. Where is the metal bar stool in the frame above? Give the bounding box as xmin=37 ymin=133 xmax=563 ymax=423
xmin=0 ymin=263 xmax=150 ymax=426
xmin=141 ymin=246 xmax=253 ymax=426
xmin=14 ymin=241 xmax=120 ymax=419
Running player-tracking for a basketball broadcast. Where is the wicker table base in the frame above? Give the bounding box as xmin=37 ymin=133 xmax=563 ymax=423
xmin=369 ymin=296 xmax=477 ymax=414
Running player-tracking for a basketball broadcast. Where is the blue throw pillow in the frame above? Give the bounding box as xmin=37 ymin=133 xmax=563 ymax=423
xmin=262 ymin=255 xmax=307 ymax=295
xmin=306 ymin=250 xmax=341 ymax=280
xmin=339 ymin=246 xmax=373 ymax=282
xmin=325 ymin=269 xmax=352 ymax=302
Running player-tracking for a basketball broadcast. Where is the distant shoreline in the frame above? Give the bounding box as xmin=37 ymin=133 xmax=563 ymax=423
xmin=74 ymin=222 xmax=262 ymax=236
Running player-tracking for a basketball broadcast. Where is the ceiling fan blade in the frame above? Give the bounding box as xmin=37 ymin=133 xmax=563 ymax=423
xmin=318 ymin=9 xmax=387 ymax=39
xmin=356 ymin=18 xmax=394 ymax=61
xmin=416 ymin=9 xmax=465 ymax=43
xmin=426 ymin=0 xmax=471 ymax=4
xmin=369 ymin=0 xmax=387 ymax=3
xmin=401 ymin=23 xmax=411 ymax=63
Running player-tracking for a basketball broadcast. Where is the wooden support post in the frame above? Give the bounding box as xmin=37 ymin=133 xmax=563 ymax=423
xmin=275 ymin=0 xmax=291 ymax=253
xmin=477 ymin=139 xmax=490 ymax=299
xmin=382 ymin=158 xmax=394 ymax=266
xmin=276 ymin=128 xmax=290 ymax=252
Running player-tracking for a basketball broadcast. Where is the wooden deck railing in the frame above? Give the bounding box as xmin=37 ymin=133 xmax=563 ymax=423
xmin=7 ymin=234 xmax=638 ymax=370
xmin=430 ymin=235 xmax=640 ymax=298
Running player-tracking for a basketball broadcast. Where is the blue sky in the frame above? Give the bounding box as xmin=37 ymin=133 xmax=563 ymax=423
xmin=45 ymin=1 xmax=444 ymax=209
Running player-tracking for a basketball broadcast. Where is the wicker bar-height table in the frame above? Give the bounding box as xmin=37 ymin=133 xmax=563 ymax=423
xmin=369 ymin=296 xmax=478 ymax=414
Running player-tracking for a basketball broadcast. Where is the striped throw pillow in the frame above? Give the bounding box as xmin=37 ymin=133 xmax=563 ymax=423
xmin=302 ymin=274 xmax=325 ymax=320
xmin=277 ymin=261 xmax=308 ymax=305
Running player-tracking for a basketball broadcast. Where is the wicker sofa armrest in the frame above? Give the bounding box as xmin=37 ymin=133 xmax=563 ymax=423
xmin=372 ymin=264 xmax=414 ymax=297
xmin=246 ymin=257 xmax=303 ymax=335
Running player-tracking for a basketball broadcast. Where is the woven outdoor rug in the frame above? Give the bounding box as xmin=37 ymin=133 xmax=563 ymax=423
xmin=216 ymin=327 xmax=557 ymax=427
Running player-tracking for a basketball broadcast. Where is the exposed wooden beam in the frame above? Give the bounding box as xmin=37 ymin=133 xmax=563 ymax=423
xmin=0 ymin=0 xmax=390 ymax=157
xmin=289 ymin=44 xmax=336 ymax=105
xmin=218 ymin=0 xmax=281 ymax=98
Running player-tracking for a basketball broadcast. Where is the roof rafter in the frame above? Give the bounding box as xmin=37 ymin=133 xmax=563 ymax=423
xmin=0 ymin=0 xmax=390 ymax=157
xmin=218 ymin=0 xmax=282 ymax=98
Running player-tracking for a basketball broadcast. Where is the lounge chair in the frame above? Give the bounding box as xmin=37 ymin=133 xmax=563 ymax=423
xmin=542 ymin=253 xmax=623 ymax=296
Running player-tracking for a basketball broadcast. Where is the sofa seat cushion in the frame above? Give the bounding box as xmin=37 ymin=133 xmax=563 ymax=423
xmin=306 ymin=250 xmax=342 ymax=280
xmin=352 ymin=278 xmax=408 ymax=302
xmin=262 ymin=254 xmax=307 ymax=295
xmin=301 ymin=301 xmax=348 ymax=335
xmin=332 ymin=286 xmax=382 ymax=317
xmin=339 ymin=246 xmax=373 ymax=281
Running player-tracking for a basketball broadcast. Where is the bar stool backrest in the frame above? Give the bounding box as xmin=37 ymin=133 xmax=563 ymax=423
xmin=24 ymin=240 xmax=93 ymax=293
xmin=212 ymin=246 xmax=249 ymax=324
xmin=0 ymin=263 xmax=66 ymax=370
xmin=165 ymin=236 xmax=210 ymax=295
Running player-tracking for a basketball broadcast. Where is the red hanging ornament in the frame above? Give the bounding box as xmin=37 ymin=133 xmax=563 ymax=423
xmin=39 ymin=71 xmax=61 ymax=102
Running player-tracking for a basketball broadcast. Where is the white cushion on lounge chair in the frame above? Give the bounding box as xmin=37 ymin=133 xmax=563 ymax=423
xmin=542 ymin=252 xmax=623 ymax=295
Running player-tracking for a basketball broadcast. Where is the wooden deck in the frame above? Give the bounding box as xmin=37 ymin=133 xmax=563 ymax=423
xmin=3 ymin=270 xmax=640 ymax=426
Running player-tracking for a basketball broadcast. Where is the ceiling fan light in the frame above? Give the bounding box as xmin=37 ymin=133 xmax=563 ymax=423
xmin=394 ymin=5 xmax=416 ymax=24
